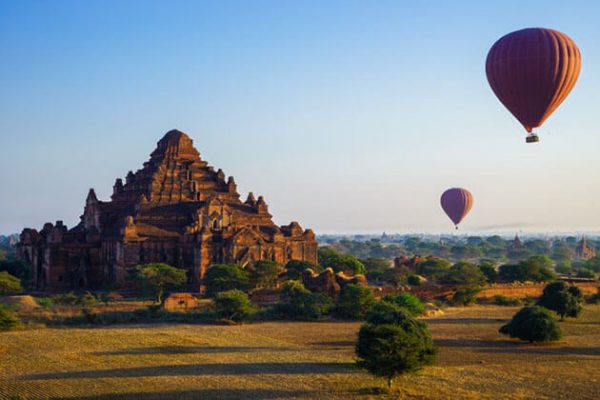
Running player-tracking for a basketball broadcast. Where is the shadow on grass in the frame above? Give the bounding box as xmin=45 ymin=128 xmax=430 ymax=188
xmin=49 ymin=388 xmax=313 ymax=399
xmin=310 ymin=341 xmax=355 ymax=347
xmin=434 ymin=338 xmax=518 ymax=348
xmin=24 ymin=362 xmax=356 ymax=380
xmin=478 ymin=346 xmax=600 ymax=357
xmin=426 ymin=318 xmax=507 ymax=325
xmin=93 ymin=345 xmax=297 ymax=355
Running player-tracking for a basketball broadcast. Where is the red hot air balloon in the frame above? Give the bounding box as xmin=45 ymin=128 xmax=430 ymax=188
xmin=486 ymin=28 xmax=581 ymax=143
xmin=441 ymin=188 xmax=473 ymax=229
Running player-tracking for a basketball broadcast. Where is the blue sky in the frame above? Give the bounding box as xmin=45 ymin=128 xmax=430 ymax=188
xmin=1 ymin=0 xmax=599 ymax=235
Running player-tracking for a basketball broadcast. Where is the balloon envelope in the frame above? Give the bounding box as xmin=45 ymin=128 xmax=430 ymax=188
xmin=486 ymin=28 xmax=581 ymax=133
xmin=440 ymin=188 xmax=473 ymax=227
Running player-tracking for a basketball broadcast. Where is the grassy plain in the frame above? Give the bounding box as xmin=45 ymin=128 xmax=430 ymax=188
xmin=1 ymin=305 xmax=599 ymax=399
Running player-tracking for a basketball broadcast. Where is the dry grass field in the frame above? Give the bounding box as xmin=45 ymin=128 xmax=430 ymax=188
xmin=1 ymin=305 xmax=600 ymax=400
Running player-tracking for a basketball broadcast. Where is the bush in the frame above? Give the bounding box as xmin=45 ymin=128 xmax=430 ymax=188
xmin=214 ymin=290 xmax=256 ymax=322
xmin=35 ymin=297 xmax=54 ymax=308
xmin=499 ymin=306 xmax=561 ymax=343
xmin=52 ymin=292 xmax=78 ymax=305
xmin=493 ymin=295 xmax=521 ymax=306
xmin=451 ymin=286 xmax=480 ymax=306
xmin=0 ymin=305 xmax=19 ymax=331
xmin=576 ymin=269 xmax=595 ymax=279
xmin=335 ymin=284 xmax=376 ymax=319
xmin=538 ymin=281 xmax=584 ymax=320
xmin=357 ymin=303 xmax=436 ymax=388
xmin=274 ymin=280 xmax=332 ymax=320
xmin=100 ymin=291 xmax=123 ymax=304
xmin=407 ymin=274 xmax=422 ymax=286
xmin=0 ymin=271 xmax=22 ymax=294
xmin=203 ymin=264 xmax=250 ymax=297
xmin=381 ymin=293 xmax=425 ymax=317
xmin=77 ymin=291 xmax=97 ymax=307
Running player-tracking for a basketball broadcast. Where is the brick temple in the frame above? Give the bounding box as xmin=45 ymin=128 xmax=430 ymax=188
xmin=18 ymin=130 xmax=318 ymax=291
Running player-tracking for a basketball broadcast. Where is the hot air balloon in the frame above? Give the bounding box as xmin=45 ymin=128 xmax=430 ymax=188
xmin=440 ymin=188 xmax=473 ymax=229
xmin=486 ymin=28 xmax=581 ymax=143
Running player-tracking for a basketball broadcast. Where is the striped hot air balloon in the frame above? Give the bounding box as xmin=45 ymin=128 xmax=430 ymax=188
xmin=486 ymin=28 xmax=581 ymax=143
xmin=440 ymin=188 xmax=473 ymax=229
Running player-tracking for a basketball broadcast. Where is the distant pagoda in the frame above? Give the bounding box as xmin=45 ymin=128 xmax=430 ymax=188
xmin=18 ymin=130 xmax=317 ymax=291
xmin=575 ymin=237 xmax=596 ymax=260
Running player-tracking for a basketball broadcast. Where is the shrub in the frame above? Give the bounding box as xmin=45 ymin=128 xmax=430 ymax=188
xmin=77 ymin=291 xmax=97 ymax=307
xmin=335 ymin=284 xmax=376 ymax=319
xmin=100 ymin=291 xmax=123 ymax=304
xmin=451 ymin=286 xmax=481 ymax=306
xmin=382 ymin=293 xmax=425 ymax=316
xmin=537 ymin=281 xmax=584 ymax=320
xmin=499 ymin=306 xmax=561 ymax=343
xmin=35 ymin=297 xmax=54 ymax=308
xmin=52 ymin=292 xmax=78 ymax=305
xmin=576 ymin=269 xmax=595 ymax=279
xmin=203 ymin=264 xmax=250 ymax=297
xmin=0 ymin=271 xmax=22 ymax=295
xmin=493 ymin=295 xmax=521 ymax=306
xmin=407 ymin=274 xmax=422 ymax=286
xmin=274 ymin=280 xmax=332 ymax=320
xmin=0 ymin=305 xmax=19 ymax=331
xmin=131 ymin=263 xmax=187 ymax=303
xmin=214 ymin=290 xmax=256 ymax=322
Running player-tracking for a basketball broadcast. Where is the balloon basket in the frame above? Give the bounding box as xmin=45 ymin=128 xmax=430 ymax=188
xmin=526 ymin=134 xmax=539 ymax=143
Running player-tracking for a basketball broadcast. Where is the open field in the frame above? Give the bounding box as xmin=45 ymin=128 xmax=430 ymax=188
xmin=1 ymin=305 xmax=600 ymax=400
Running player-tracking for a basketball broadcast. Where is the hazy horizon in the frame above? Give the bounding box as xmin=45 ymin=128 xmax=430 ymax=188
xmin=2 ymin=1 xmax=600 ymax=235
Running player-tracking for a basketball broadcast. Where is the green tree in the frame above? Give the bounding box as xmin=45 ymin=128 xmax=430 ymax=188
xmin=274 ymin=280 xmax=332 ymax=320
xmin=585 ymin=256 xmax=600 ymax=273
xmin=318 ymin=247 xmax=366 ymax=275
xmin=214 ymin=290 xmax=256 ymax=322
xmin=0 ymin=271 xmax=22 ymax=295
xmin=441 ymin=262 xmax=487 ymax=287
xmin=249 ymin=260 xmax=282 ymax=290
xmin=336 ymin=284 xmax=376 ymax=319
xmin=284 ymin=260 xmax=315 ymax=280
xmin=131 ymin=263 xmax=187 ymax=303
xmin=381 ymin=293 xmax=425 ymax=317
xmin=499 ymin=257 xmax=556 ymax=283
xmin=203 ymin=264 xmax=250 ymax=297
xmin=576 ymin=269 xmax=595 ymax=279
xmin=478 ymin=261 xmax=498 ymax=283
xmin=0 ymin=260 xmax=31 ymax=287
xmin=416 ymin=258 xmax=451 ymax=280
xmin=0 ymin=305 xmax=19 ymax=331
xmin=356 ymin=302 xmax=436 ymax=388
xmin=499 ymin=306 xmax=562 ymax=343
xmin=537 ymin=281 xmax=584 ymax=320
